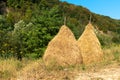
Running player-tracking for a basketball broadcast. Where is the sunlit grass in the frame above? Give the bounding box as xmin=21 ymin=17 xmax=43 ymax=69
xmin=0 ymin=44 xmax=120 ymax=79
xmin=0 ymin=58 xmax=33 ymax=79
xmin=0 ymin=58 xmax=20 ymax=79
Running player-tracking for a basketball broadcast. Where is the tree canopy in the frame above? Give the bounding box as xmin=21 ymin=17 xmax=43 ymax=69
xmin=0 ymin=0 xmax=120 ymax=60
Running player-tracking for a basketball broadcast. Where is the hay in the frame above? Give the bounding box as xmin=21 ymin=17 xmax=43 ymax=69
xmin=77 ymin=23 xmax=103 ymax=64
xmin=43 ymin=25 xmax=83 ymax=67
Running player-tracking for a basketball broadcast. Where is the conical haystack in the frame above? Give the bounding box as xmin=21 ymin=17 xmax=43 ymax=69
xmin=77 ymin=23 xmax=103 ymax=64
xmin=43 ymin=25 xmax=83 ymax=67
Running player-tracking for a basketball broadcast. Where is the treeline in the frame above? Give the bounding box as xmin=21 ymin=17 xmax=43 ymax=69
xmin=0 ymin=0 xmax=120 ymax=60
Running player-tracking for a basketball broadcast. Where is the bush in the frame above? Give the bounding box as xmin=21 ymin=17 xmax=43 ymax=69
xmin=97 ymin=33 xmax=112 ymax=46
xmin=112 ymin=35 xmax=120 ymax=43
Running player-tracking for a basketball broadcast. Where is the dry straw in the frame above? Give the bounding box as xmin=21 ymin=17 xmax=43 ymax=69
xmin=43 ymin=25 xmax=83 ymax=67
xmin=77 ymin=23 xmax=103 ymax=64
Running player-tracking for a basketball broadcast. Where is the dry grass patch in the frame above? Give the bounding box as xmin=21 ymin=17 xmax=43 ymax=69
xmin=18 ymin=59 xmax=81 ymax=80
xmin=0 ymin=58 xmax=22 ymax=79
xmin=17 ymin=44 xmax=120 ymax=80
xmin=0 ymin=58 xmax=33 ymax=80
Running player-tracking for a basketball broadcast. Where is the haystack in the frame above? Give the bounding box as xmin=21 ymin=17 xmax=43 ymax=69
xmin=43 ymin=25 xmax=83 ymax=67
xmin=77 ymin=23 xmax=103 ymax=64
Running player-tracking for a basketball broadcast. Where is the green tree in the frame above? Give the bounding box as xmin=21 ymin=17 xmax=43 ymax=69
xmin=29 ymin=5 xmax=62 ymax=57
xmin=12 ymin=20 xmax=26 ymax=60
xmin=0 ymin=15 xmax=13 ymax=58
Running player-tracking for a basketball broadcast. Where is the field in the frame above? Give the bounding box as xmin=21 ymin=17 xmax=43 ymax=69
xmin=0 ymin=44 xmax=120 ymax=80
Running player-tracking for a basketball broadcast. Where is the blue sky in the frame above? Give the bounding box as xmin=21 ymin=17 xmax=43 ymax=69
xmin=60 ymin=0 xmax=120 ymax=19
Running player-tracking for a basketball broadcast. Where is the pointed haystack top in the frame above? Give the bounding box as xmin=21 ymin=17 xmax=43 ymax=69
xmin=77 ymin=23 xmax=103 ymax=64
xmin=56 ymin=25 xmax=75 ymax=38
xmin=86 ymin=22 xmax=94 ymax=30
xmin=43 ymin=25 xmax=83 ymax=67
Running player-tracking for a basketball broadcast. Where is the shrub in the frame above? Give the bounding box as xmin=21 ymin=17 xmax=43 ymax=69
xmin=97 ymin=33 xmax=112 ymax=46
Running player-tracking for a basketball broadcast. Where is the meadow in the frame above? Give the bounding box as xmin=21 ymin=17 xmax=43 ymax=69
xmin=0 ymin=44 xmax=119 ymax=80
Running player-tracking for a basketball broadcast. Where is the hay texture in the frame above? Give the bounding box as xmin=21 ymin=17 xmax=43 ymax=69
xmin=43 ymin=25 xmax=83 ymax=67
xmin=77 ymin=23 xmax=103 ymax=64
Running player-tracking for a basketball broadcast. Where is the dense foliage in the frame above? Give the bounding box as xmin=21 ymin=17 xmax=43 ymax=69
xmin=0 ymin=0 xmax=120 ymax=60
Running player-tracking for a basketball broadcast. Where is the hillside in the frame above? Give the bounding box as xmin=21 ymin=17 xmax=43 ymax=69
xmin=0 ymin=0 xmax=120 ymax=80
xmin=0 ymin=0 xmax=120 ymax=59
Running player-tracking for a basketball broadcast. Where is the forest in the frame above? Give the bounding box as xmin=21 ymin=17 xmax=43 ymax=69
xmin=0 ymin=0 xmax=120 ymax=60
